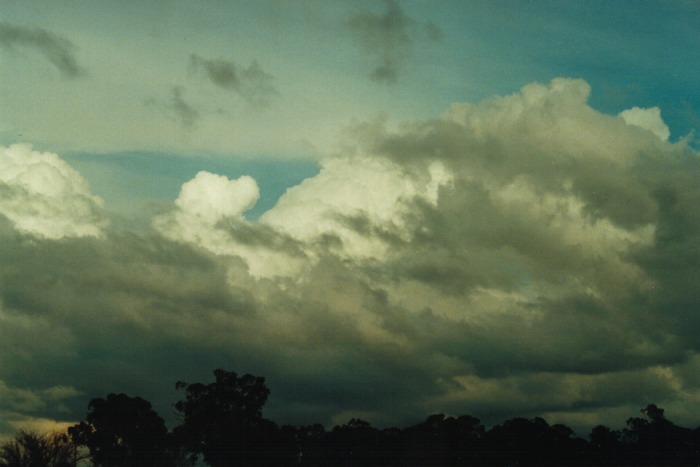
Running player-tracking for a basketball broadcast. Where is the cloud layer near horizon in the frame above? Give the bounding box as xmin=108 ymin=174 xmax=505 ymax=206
xmin=2 ymin=78 xmax=700 ymax=436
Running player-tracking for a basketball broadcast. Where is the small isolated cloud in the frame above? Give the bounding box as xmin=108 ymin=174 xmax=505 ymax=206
xmin=347 ymin=0 xmax=442 ymax=83
xmin=0 ymin=144 xmax=106 ymax=239
xmin=145 ymin=86 xmax=200 ymax=128
xmin=190 ymin=53 xmax=278 ymax=105
xmin=0 ymin=22 xmax=85 ymax=78
xmin=171 ymin=86 xmax=199 ymax=128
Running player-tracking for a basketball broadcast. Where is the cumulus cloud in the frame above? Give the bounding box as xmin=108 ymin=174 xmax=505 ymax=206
xmin=347 ymin=0 xmax=442 ymax=83
xmin=153 ymin=171 xmax=309 ymax=278
xmin=619 ymin=106 xmax=671 ymax=141
xmin=153 ymin=77 xmax=700 ymax=425
xmin=260 ymin=155 xmax=452 ymax=261
xmin=2 ymin=78 xmax=700 ymax=438
xmin=190 ymin=53 xmax=278 ymax=105
xmin=0 ymin=144 xmax=107 ymax=239
xmin=153 ymin=170 xmax=260 ymax=244
xmin=0 ymin=22 xmax=85 ymax=78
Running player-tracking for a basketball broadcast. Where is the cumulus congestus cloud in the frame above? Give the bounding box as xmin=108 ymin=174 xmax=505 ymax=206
xmin=2 ymin=78 xmax=700 ymax=434
xmin=152 ymin=78 xmax=700 ymax=424
xmin=0 ymin=144 xmax=107 ymax=239
xmin=347 ymin=0 xmax=442 ymax=83
xmin=0 ymin=22 xmax=85 ymax=78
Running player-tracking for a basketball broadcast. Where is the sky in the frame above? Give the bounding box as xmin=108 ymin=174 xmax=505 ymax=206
xmin=1 ymin=0 xmax=700 ymax=440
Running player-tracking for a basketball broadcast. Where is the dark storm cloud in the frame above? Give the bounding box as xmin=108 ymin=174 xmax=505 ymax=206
xmin=0 ymin=22 xmax=85 ymax=78
xmin=346 ymin=0 xmax=442 ymax=83
xmin=3 ymin=78 xmax=700 ymax=438
xmin=190 ymin=54 xmax=278 ymax=105
xmin=0 ymin=225 xmax=257 ymax=426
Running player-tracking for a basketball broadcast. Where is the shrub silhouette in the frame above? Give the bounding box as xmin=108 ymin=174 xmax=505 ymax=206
xmin=0 ymin=430 xmax=80 ymax=467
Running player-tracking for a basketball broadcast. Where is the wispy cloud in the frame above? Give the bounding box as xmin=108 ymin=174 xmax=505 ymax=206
xmin=347 ymin=0 xmax=442 ymax=83
xmin=145 ymin=86 xmax=200 ymax=128
xmin=190 ymin=54 xmax=278 ymax=106
xmin=170 ymin=86 xmax=199 ymax=128
xmin=0 ymin=22 xmax=85 ymax=78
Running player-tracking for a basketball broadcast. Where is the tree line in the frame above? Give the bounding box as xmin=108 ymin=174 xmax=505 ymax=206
xmin=2 ymin=369 xmax=699 ymax=466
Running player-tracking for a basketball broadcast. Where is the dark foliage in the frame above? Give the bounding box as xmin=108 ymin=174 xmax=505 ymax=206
xmin=68 ymin=393 xmax=176 ymax=466
xmin=172 ymin=369 xmax=291 ymax=466
xmin=0 ymin=430 xmax=80 ymax=467
xmin=620 ymin=404 xmax=699 ymax=465
xmin=17 ymin=370 xmax=697 ymax=466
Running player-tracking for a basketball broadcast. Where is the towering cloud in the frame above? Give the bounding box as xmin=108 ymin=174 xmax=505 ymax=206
xmin=153 ymin=171 xmax=308 ymax=278
xmin=152 ymin=78 xmax=700 ymax=426
xmin=2 ymin=78 xmax=700 ymax=437
xmin=0 ymin=144 xmax=106 ymax=239
xmin=0 ymin=22 xmax=84 ymax=78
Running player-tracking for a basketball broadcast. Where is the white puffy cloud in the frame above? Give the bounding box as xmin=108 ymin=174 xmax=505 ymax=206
xmin=174 ymin=171 xmax=259 ymax=223
xmin=0 ymin=144 xmax=106 ymax=239
xmin=619 ymin=106 xmax=671 ymax=141
xmin=155 ymin=158 xmax=452 ymax=278
xmin=261 ymin=156 xmax=453 ymax=261
xmin=154 ymin=171 xmax=309 ymax=278
xmin=153 ymin=170 xmax=259 ymax=247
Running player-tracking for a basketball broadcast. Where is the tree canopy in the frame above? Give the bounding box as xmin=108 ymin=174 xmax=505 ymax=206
xmin=68 ymin=393 xmax=174 ymax=466
xmin=0 ymin=430 xmax=78 ymax=467
xmin=172 ymin=369 xmax=280 ymax=466
xmin=4 ymin=370 xmax=697 ymax=466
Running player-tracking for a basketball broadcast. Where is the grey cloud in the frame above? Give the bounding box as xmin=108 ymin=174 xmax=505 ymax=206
xmin=347 ymin=0 xmax=442 ymax=83
xmin=171 ymin=86 xmax=199 ymax=128
xmin=0 ymin=22 xmax=85 ymax=78
xmin=425 ymin=21 xmax=443 ymax=42
xmin=3 ymin=78 xmax=700 ymax=439
xmin=0 ymin=227 xmax=258 ymax=426
xmin=190 ymin=54 xmax=278 ymax=105
xmin=144 ymin=87 xmax=200 ymax=128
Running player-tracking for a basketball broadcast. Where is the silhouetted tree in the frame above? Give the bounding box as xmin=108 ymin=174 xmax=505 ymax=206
xmin=323 ymin=419 xmax=388 ymax=465
xmin=622 ymin=403 xmax=698 ymax=464
xmin=401 ymin=413 xmax=485 ymax=465
xmin=0 ymin=430 xmax=81 ymax=467
xmin=69 ymin=393 xmax=175 ymax=466
xmin=284 ymin=423 xmax=326 ymax=465
xmin=484 ymin=416 xmax=585 ymax=465
xmin=173 ymin=369 xmax=286 ymax=466
xmin=588 ymin=424 xmax=627 ymax=464
xmin=38 ymin=369 xmax=700 ymax=466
